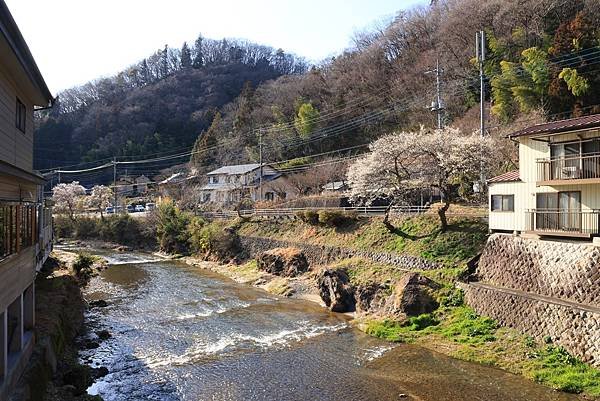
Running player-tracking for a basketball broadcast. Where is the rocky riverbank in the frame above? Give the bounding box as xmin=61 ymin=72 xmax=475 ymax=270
xmin=9 ymin=249 xmax=109 ymax=401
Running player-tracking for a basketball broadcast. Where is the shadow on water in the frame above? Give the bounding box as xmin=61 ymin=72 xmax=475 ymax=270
xmin=79 ymin=250 xmax=585 ymax=401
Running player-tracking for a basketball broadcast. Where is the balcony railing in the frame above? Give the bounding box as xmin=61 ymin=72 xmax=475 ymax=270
xmin=0 ymin=203 xmax=38 ymax=260
xmin=525 ymin=209 xmax=600 ymax=236
xmin=537 ymin=153 xmax=600 ymax=182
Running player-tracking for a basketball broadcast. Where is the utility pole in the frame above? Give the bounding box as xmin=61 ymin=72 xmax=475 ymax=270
xmin=476 ymin=30 xmax=487 ymax=194
xmin=113 ymin=157 xmax=118 ymax=212
xmin=258 ymin=129 xmax=263 ymax=202
xmin=476 ymin=30 xmax=486 ymax=137
xmin=425 ymin=58 xmax=444 ymax=129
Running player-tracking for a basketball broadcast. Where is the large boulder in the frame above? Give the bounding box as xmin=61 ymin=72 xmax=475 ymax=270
xmin=354 ymin=282 xmax=388 ymax=313
xmin=317 ymin=269 xmax=356 ymax=312
xmin=256 ymin=247 xmax=309 ymax=277
xmin=385 ymin=273 xmax=440 ymax=317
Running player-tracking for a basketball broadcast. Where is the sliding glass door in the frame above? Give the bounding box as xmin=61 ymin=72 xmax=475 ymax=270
xmin=536 ymin=191 xmax=581 ymax=232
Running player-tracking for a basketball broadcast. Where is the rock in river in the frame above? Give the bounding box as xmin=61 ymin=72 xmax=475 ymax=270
xmin=385 ymin=273 xmax=440 ymax=317
xmin=317 ymin=269 xmax=356 ymax=312
xmin=256 ymin=247 xmax=309 ymax=277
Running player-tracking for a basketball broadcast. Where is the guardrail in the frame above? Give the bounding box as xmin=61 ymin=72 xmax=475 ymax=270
xmin=200 ymin=205 xmax=487 ymax=220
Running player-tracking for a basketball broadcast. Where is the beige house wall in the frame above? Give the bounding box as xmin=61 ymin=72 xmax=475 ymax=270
xmin=490 ymin=132 xmax=600 ymax=232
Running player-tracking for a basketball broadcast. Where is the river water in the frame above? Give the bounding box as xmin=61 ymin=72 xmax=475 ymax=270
xmin=80 ymin=250 xmax=581 ymax=401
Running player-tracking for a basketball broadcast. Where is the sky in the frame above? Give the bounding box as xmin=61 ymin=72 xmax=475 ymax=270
xmin=5 ymin=0 xmax=427 ymax=94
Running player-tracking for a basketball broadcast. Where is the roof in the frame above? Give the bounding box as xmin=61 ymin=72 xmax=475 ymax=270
xmin=0 ymin=0 xmax=53 ymax=105
xmin=487 ymin=170 xmax=521 ymax=184
xmin=207 ymin=163 xmax=261 ymax=175
xmin=509 ymin=114 xmax=600 ymax=138
xmin=322 ymin=181 xmax=349 ymax=191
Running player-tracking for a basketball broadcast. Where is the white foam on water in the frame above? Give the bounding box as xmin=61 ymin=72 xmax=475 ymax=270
xmin=362 ymin=345 xmax=395 ymax=362
xmin=141 ymin=321 xmax=348 ymax=368
xmin=171 ymin=300 xmax=251 ymax=321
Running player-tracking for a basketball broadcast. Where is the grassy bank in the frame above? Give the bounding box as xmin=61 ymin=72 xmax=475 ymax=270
xmin=364 ymin=306 xmax=600 ymax=397
xmin=237 ymin=212 xmax=488 ymax=267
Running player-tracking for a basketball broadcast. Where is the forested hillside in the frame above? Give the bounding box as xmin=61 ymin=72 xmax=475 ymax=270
xmin=34 ymin=38 xmax=306 ymax=170
xmin=35 ymin=0 xmax=600 ymax=175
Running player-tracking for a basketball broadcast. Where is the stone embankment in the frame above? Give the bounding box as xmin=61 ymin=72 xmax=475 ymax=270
xmin=239 ymin=235 xmax=439 ymax=271
xmin=463 ymin=234 xmax=600 ymax=367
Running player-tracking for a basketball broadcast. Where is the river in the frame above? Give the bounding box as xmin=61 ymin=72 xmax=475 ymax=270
xmin=79 ymin=250 xmax=581 ymax=401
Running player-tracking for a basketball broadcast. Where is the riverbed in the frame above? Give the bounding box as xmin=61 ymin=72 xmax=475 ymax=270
xmin=79 ymin=250 xmax=581 ymax=401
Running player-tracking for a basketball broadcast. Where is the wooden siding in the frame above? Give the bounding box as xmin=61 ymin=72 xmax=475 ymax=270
xmin=491 ymin=132 xmax=600 ymax=232
xmin=0 ymin=62 xmax=34 ymax=173
xmin=0 ymin=246 xmax=35 ymax=311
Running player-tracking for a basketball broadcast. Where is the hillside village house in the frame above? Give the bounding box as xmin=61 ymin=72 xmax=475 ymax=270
xmin=201 ymin=163 xmax=298 ymax=205
xmin=488 ymin=114 xmax=600 ymax=240
xmin=0 ymin=1 xmax=54 ymax=398
xmin=116 ymin=174 xmax=152 ymax=196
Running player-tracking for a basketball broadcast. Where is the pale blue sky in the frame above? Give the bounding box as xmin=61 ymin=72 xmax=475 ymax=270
xmin=5 ymin=0 xmax=427 ymax=93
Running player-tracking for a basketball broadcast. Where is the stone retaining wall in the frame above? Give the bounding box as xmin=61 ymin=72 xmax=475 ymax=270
xmin=475 ymin=234 xmax=600 ymax=308
xmin=462 ymin=283 xmax=600 ymax=367
xmin=238 ymin=235 xmax=439 ymax=271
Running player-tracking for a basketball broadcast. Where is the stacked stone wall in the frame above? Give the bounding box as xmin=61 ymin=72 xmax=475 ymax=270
xmin=464 ymin=233 xmax=600 ymax=366
xmin=476 ymin=234 xmax=600 ymax=307
xmin=238 ymin=235 xmax=439 ymax=271
xmin=462 ymin=283 xmax=600 ymax=367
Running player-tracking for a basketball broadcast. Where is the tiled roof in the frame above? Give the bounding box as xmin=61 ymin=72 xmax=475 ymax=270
xmin=487 ymin=170 xmax=520 ymax=183
xmin=207 ymin=164 xmax=261 ymax=175
xmin=509 ymin=114 xmax=600 ymax=138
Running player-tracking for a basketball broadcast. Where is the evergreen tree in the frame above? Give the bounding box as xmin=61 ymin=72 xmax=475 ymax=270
xmin=191 ymin=112 xmax=221 ymax=169
xmin=160 ymin=44 xmax=169 ymax=78
xmin=181 ymin=42 xmax=192 ymax=69
xmin=193 ymin=34 xmax=204 ymax=68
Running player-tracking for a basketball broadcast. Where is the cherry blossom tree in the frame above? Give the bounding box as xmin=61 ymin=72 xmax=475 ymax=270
xmin=87 ymin=185 xmax=114 ymax=219
xmin=347 ymin=127 xmax=496 ymax=232
xmin=52 ymin=181 xmax=86 ymax=221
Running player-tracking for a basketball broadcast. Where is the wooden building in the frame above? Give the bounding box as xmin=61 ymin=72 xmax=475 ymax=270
xmin=489 ymin=114 xmax=600 ymax=240
xmin=0 ymin=1 xmax=53 ymax=397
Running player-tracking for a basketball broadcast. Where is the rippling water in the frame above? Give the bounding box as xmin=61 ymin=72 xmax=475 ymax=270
xmin=80 ymin=250 xmax=582 ymax=401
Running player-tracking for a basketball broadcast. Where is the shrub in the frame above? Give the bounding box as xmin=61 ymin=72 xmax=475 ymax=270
xmin=54 ymin=215 xmax=75 ymax=238
xmin=154 ymin=200 xmax=191 ymax=253
xmin=72 ymin=217 xmax=100 ymax=239
xmin=318 ymin=210 xmax=357 ymax=227
xmin=296 ymin=210 xmax=319 ymax=225
xmin=188 ymin=221 xmax=239 ymax=261
xmin=73 ymin=252 xmax=95 ymax=273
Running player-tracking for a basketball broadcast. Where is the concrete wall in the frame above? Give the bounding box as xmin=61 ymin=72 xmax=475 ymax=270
xmin=464 ymin=233 xmax=600 ymax=366
xmin=239 ymin=235 xmax=440 ymax=271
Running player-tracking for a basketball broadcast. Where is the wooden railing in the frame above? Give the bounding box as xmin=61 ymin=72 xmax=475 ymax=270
xmin=0 ymin=203 xmax=38 ymax=260
xmin=537 ymin=153 xmax=600 ymax=182
xmin=525 ymin=209 xmax=600 ymax=235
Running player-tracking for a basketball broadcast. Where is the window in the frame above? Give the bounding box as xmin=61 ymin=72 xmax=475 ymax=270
xmin=491 ymin=195 xmax=514 ymax=212
xmin=15 ymin=98 xmax=26 ymax=133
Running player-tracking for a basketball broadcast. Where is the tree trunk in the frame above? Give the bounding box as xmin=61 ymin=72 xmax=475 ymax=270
xmin=437 ymin=201 xmax=450 ymax=233
xmin=383 ymin=204 xmax=396 ymax=233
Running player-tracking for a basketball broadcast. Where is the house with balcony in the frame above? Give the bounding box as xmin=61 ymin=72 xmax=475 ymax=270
xmin=488 ymin=114 xmax=600 ymax=239
xmin=0 ymin=1 xmax=54 ymax=398
xmin=201 ymin=163 xmax=298 ymax=205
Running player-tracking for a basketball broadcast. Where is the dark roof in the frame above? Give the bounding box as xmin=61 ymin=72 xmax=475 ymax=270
xmin=509 ymin=114 xmax=600 ymax=138
xmin=488 ymin=170 xmax=520 ymax=184
xmin=0 ymin=0 xmax=53 ymax=105
xmin=207 ymin=164 xmax=261 ymax=175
